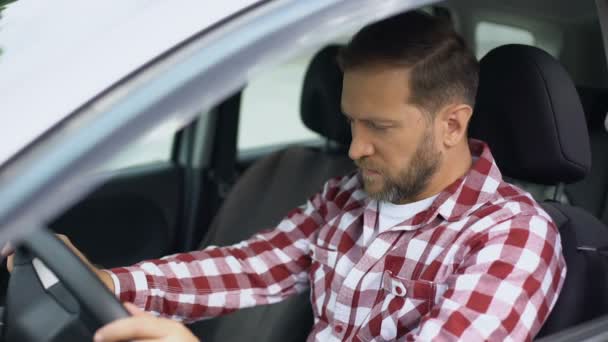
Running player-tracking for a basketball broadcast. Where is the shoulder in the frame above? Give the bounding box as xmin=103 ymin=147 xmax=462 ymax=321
xmin=467 ymin=181 xmax=557 ymax=239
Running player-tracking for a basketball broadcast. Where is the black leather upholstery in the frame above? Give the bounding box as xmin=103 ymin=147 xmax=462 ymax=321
xmin=470 ymin=44 xmax=591 ymax=185
xmin=301 ymin=45 xmax=351 ymax=146
xmin=539 ymin=202 xmax=608 ymax=336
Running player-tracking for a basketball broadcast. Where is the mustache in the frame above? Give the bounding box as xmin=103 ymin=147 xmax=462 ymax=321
xmin=355 ymin=159 xmax=381 ymax=172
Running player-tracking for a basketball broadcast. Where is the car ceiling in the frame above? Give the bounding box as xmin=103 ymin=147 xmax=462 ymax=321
xmin=453 ymin=0 xmax=598 ymax=23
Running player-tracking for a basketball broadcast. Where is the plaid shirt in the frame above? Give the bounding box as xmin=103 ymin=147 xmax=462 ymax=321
xmin=108 ymin=140 xmax=566 ymax=341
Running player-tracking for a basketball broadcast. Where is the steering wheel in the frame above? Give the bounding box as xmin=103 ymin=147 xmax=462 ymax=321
xmin=1 ymin=228 xmax=129 ymax=341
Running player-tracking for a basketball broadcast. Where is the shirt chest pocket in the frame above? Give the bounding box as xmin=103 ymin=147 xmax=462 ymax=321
xmin=357 ymin=271 xmax=447 ymax=342
xmin=309 ymin=244 xmax=339 ymax=321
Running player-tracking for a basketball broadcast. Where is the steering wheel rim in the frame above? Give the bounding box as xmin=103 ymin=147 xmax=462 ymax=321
xmin=14 ymin=228 xmax=129 ymax=327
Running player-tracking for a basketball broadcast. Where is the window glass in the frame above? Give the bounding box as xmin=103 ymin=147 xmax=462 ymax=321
xmin=100 ymin=119 xmax=182 ymax=170
xmin=238 ymin=51 xmax=322 ymax=151
xmin=476 ymin=21 xmax=535 ymax=59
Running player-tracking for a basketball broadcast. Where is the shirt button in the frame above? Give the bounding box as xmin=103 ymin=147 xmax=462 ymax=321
xmin=395 ymin=286 xmax=403 ymax=295
xmin=334 ymin=325 xmax=344 ymax=334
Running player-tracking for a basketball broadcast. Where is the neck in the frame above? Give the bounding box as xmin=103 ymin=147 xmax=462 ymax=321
xmin=405 ymin=141 xmax=473 ymax=203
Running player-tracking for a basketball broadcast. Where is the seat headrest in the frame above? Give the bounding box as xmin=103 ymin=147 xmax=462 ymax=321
xmin=301 ymin=45 xmax=351 ymax=146
xmin=577 ymin=86 xmax=608 ymax=131
xmin=469 ymin=44 xmax=591 ymax=185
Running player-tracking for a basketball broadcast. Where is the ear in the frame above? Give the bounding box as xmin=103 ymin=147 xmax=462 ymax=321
xmin=435 ymin=104 xmax=473 ymax=148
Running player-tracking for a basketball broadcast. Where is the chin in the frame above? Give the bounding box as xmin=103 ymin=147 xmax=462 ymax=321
xmin=363 ymin=181 xmax=384 ymax=197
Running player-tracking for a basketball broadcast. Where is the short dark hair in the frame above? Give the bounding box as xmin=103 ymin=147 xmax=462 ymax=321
xmin=338 ymin=11 xmax=479 ymax=115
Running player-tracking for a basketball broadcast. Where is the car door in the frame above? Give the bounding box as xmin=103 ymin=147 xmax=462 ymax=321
xmin=46 ymin=109 xmax=223 ymax=268
xmin=0 ymin=119 xmax=194 ymax=306
xmin=48 ymin=127 xmax=184 ymax=269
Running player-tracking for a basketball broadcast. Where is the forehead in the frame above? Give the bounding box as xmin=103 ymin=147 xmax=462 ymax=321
xmin=343 ymin=65 xmax=410 ymax=85
xmin=341 ymin=66 xmax=413 ymax=114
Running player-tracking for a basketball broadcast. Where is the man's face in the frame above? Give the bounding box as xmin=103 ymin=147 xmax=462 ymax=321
xmin=341 ymin=66 xmax=443 ymax=203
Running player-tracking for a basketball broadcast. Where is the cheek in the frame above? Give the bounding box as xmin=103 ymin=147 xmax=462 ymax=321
xmin=383 ymin=134 xmax=418 ymax=167
xmin=375 ymin=143 xmax=411 ymax=178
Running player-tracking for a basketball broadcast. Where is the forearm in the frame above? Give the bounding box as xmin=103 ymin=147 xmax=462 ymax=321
xmin=105 ymin=226 xmax=316 ymax=322
xmin=103 ymin=179 xmax=335 ymax=321
xmin=97 ymin=268 xmax=115 ymax=293
xmin=50 ymin=234 xmax=116 ymax=294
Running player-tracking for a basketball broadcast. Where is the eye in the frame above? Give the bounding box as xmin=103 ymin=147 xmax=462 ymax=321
xmin=366 ymin=121 xmax=389 ymax=131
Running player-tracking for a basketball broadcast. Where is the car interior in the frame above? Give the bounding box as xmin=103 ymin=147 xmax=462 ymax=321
xmin=1 ymin=0 xmax=608 ymax=341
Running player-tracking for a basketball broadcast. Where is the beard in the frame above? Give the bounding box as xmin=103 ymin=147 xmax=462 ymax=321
xmin=356 ymin=128 xmax=442 ymax=203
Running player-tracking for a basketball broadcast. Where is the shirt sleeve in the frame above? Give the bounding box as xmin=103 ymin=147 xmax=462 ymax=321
xmin=404 ymin=214 xmax=566 ymax=341
xmin=104 ymin=177 xmax=344 ymax=322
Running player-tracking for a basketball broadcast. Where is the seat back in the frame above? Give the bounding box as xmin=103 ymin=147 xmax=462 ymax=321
xmin=566 ymin=87 xmax=608 ymax=224
xmin=539 ymin=202 xmax=608 ymax=335
xmin=190 ymin=46 xmax=353 ymax=342
xmin=470 ymin=44 xmax=608 ymax=337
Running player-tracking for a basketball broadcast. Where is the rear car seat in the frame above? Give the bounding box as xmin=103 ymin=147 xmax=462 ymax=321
xmin=189 ymin=46 xmax=354 ymax=342
xmin=469 ymin=44 xmax=608 ymax=337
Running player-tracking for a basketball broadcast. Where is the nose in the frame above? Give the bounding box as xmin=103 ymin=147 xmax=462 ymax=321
xmin=348 ymin=124 xmax=374 ymax=160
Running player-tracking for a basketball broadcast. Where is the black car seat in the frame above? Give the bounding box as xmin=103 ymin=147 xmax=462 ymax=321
xmin=566 ymin=87 xmax=608 ymax=225
xmin=189 ymin=46 xmax=354 ymax=341
xmin=507 ymin=86 xmax=608 ymax=216
xmin=469 ymin=44 xmax=608 ymax=337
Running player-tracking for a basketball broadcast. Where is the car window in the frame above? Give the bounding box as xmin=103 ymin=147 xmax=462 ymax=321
xmin=100 ymin=119 xmax=180 ymax=171
xmin=238 ymin=50 xmax=322 ymax=152
xmin=475 ymin=21 xmax=535 ymax=58
xmin=475 ymin=20 xmax=562 ymax=59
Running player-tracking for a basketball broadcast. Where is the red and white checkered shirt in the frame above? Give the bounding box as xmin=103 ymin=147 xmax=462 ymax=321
xmin=108 ymin=140 xmax=566 ymax=341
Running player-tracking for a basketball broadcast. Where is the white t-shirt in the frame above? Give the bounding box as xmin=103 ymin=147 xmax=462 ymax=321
xmin=360 ymin=195 xmax=437 ymax=248
xmin=378 ymin=195 xmax=437 ymax=233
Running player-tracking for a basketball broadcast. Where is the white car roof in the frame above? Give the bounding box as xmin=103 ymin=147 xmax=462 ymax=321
xmin=0 ymin=0 xmax=260 ymax=166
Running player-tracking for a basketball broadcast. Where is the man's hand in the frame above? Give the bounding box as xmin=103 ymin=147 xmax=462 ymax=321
xmin=3 ymin=234 xmax=115 ymax=292
xmin=94 ymin=302 xmax=198 ymax=342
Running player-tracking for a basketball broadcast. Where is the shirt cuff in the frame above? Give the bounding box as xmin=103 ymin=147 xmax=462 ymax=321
xmin=102 ymin=266 xmax=148 ymax=304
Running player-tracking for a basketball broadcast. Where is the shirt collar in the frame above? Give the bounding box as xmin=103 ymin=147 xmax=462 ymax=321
xmin=354 ymin=139 xmax=503 ymax=229
xmin=372 ymin=139 xmax=503 ymax=231
xmin=431 ymin=139 xmax=502 ymax=222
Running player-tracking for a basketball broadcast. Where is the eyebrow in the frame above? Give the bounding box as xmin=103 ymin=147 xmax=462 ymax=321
xmin=342 ymin=111 xmax=399 ymax=125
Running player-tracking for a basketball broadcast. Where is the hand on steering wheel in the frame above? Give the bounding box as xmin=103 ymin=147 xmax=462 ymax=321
xmin=3 ymin=229 xmax=130 ymax=341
